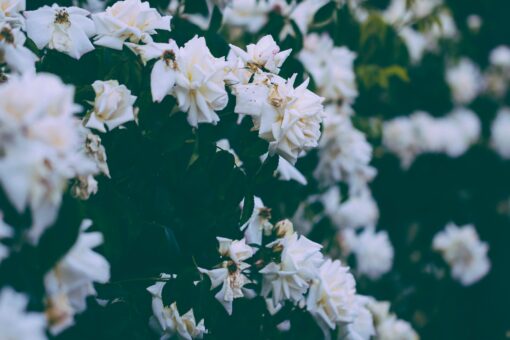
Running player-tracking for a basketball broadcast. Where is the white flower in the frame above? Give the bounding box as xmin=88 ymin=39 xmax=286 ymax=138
xmin=382 ymin=116 xmax=419 ymax=168
xmin=276 ymin=156 xmax=307 ymax=185
xmin=306 ymin=259 xmax=357 ymax=330
xmin=446 ymin=58 xmax=482 ymax=105
xmin=82 ymin=132 xmax=110 ymax=177
xmin=44 ymin=219 xmax=110 ymax=334
xmin=234 ymin=73 xmax=324 ymax=164
xmin=127 ymin=39 xmax=180 ymax=103
xmin=173 ymin=36 xmax=228 ymax=127
xmin=0 ymin=0 xmax=25 ymax=27
xmin=199 ymin=237 xmax=253 ymax=315
xmin=314 ymin=105 xmax=376 ymax=189
xmin=0 ymin=73 xmax=97 ymax=243
xmin=86 ymin=80 xmax=137 ymax=132
xmin=383 ymin=0 xmax=441 ymax=24
xmin=230 ymin=35 xmax=291 ymax=74
xmin=0 ymin=213 xmax=13 ymax=263
xmin=25 ymin=4 xmax=95 ymax=59
xmin=223 ymin=0 xmax=271 ymax=33
xmin=225 ymin=49 xmax=252 ymax=86
xmin=299 ymin=33 xmax=358 ymax=103
xmin=322 ymin=187 xmax=379 ymax=230
xmin=240 ymin=196 xmax=273 ymax=246
xmin=148 ymin=275 xmax=207 ymax=340
xmin=260 ymin=232 xmax=323 ymax=305
xmin=343 ymin=296 xmax=376 ymax=340
xmin=92 ymin=0 xmax=171 ymax=50
xmin=399 ymin=27 xmax=427 ymax=64
xmin=489 ymin=45 xmax=510 ymax=69
xmin=491 ymin=108 xmax=510 ymax=159
xmin=343 ymin=228 xmax=394 ymax=280
xmin=466 ymin=14 xmax=482 ymax=32
xmin=289 ymin=0 xmax=329 ymax=35
xmin=0 ymin=23 xmax=38 ymax=74
xmin=376 ymin=316 xmax=419 ymax=340
xmin=0 ymin=287 xmax=47 ymax=340
xmin=432 ymin=223 xmax=490 ymax=286
xmin=444 ymin=108 xmax=480 ymax=157
xmin=383 ymin=109 xmax=480 ymax=168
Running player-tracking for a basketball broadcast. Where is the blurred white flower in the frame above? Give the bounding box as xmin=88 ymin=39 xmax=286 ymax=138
xmin=260 ymin=232 xmax=323 ymax=305
xmin=127 ymin=39 xmax=180 ymax=103
xmin=289 ymin=0 xmax=329 ymax=35
xmin=86 ymin=80 xmax=137 ymax=132
xmin=45 ymin=219 xmax=110 ymax=334
xmin=92 ymin=0 xmax=171 ymax=50
xmin=299 ymin=33 xmax=358 ymax=103
xmin=467 ymin=14 xmax=482 ymax=32
xmin=0 ymin=0 xmax=25 ymax=27
xmin=342 ymin=296 xmax=376 ymax=340
xmin=234 ymin=73 xmax=324 ymax=164
xmin=0 ymin=287 xmax=47 ymax=340
xmin=25 ymin=4 xmax=95 ymax=59
xmin=315 ymin=105 xmax=376 ymax=189
xmin=377 ymin=316 xmax=419 ymax=340
xmin=491 ymin=108 xmax=510 ymax=159
xmin=343 ymin=228 xmax=394 ymax=280
xmin=384 ymin=0 xmax=441 ymax=24
xmin=433 ymin=223 xmax=490 ymax=286
xmin=0 ymin=23 xmax=38 ymax=74
xmin=306 ymin=259 xmax=358 ymax=330
xmin=444 ymin=108 xmax=480 ymax=157
xmin=446 ymin=58 xmax=482 ymax=105
xmin=399 ymin=27 xmax=427 ymax=64
xmin=322 ymin=187 xmax=379 ymax=230
xmin=489 ymin=45 xmax=510 ymax=69
xmin=383 ymin=109 xmax=480 ymax=168
xmin=0 ymin=73 xmax=97 ymax=243
xmin=199 ymin=237 xmax=253 ymax=315
xmin=148 ymin=275 xmax=207 ymax=340
xmin=230 ymin=34 xmax=291 ymax=74
xmin=223 ymin=0 xmax=271 ymax=33
xmin=174 ymin=36 xmax=228 ymax=127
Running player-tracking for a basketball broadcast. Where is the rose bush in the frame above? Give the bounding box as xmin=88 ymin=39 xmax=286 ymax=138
xmin=0 ymin=0 xmax=508 ymax=339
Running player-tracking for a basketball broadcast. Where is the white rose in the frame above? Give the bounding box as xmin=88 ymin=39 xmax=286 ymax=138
xmin=92 ymin=0 xmax=171 ymax=50
xmin=25 ymin=4 xmax=96 ymax=59
xmin=230 ymin=35 xmax=291 ymax=74
xmin=0 ymin=23 xmax=38 ymax=74
xmin=173 ymin=36 xmax=228 ymax=127
xmin=86 ymin=80 xmax=137 ymax=132
xmin=0 ymin=288 xmax=47 ymax=340
xmin=234 ymin=73 xmax=324 ymax=164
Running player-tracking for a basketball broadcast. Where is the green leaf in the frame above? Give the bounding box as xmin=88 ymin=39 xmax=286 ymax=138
xmin=239 ymin=194 xmax=255 ymax=227
xmin=255 ymin=154 xmax=279 ymax=185
xmin=313 ymin=1 xmax=336 ymax=26
xmin=208 ymin=6 xmax=223 ymax=32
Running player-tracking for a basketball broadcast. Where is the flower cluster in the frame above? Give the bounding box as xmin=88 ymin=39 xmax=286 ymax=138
xmin=0 ymin=73 xmax=99 ymax=242
xmin=432 ymin=223 xmax=490 ymax=286
xmin=0 ymin=0 xmax=503 ymax=338
xmin=383 ymin=108 xmax=481 ymax=168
